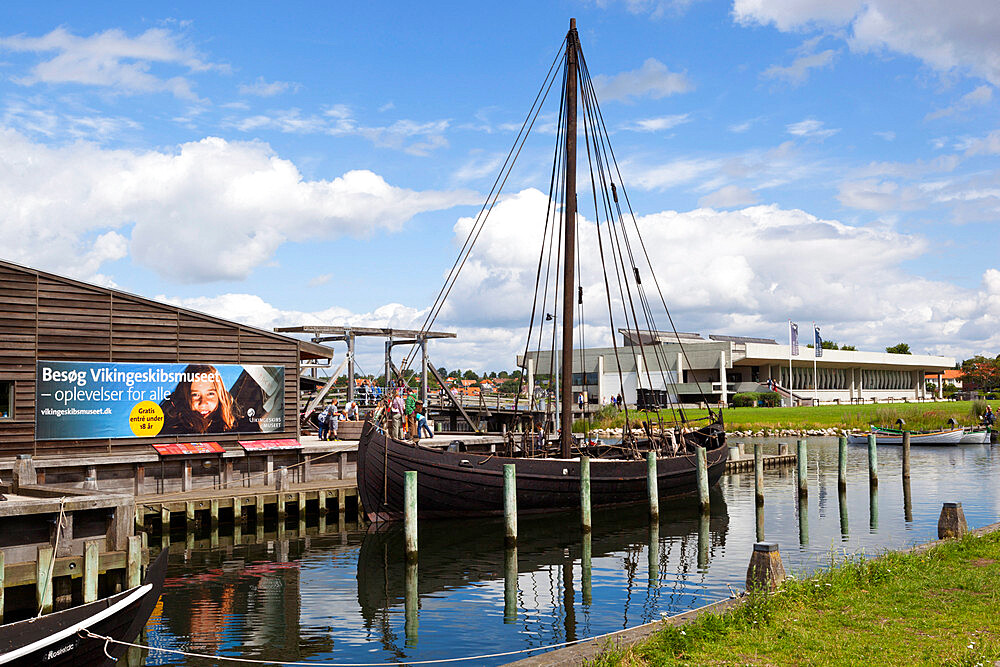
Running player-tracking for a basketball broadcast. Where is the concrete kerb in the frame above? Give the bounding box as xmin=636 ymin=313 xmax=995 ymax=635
xmin=504 ymin=520 xmax=1000 ymax=666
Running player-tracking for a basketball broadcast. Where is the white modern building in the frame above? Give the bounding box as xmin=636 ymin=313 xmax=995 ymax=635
xmin=519 ymin=330 xmax=955 ymax=407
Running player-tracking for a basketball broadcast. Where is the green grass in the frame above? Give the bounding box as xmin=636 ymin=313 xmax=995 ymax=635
xmin=574 ymin=400 xmax=998 ymax=433
xmin=589 ymin=531 xmax=1000 ymax=666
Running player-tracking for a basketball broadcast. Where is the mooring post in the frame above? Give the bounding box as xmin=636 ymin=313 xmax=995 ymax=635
xmin=838 ymin=435 xmax=847 ymax=489
xmin=839 ymin=487 xmax=849 ymax=537
xmin=937 ymin=502 xmax=967 ymax=539
xmin=728 ymin=444 xmax=741 ymax=461
xmin=867 ymin=433 xmax=878 ymax=486
xmin=404 ymin=471 xmax=418 ymax=561
xmin=796 ymin=439 xmax=808 ymax=497
xmin=503 ymin=464 xmax=517 ymax=548
xmin=903 ymin=477 xmax=913 ymax=523
xmin=755 ymin=503 xmax=765 ymax=542
xmin=746 ymin=542 xmax=786 ymax=592
xmin=580 ymin=456 xmax=592 ymax=533
xmin=504 ymin=546 xmax=518 ymax=623
xmin=754 ymin=443 xmax=764 ymax=506
xmin=902 ymin=430 xmax=911 ymax=480
xmin=869 ymin=484 xmax=879 ymax=530
xmin=647 ymin=451 xmax=660 ymax=520
xmin=36 ymin=546 xmax=53 ymax=614
xmin=777 ymin=442 xmax=789 ymax=456
xmin=127 ymin=535 xmax=142 ymax=589
xmin=696 ymin=446 xmax=709 ymax=513
xmin=798 ymin=495 xmax=809 ymax=545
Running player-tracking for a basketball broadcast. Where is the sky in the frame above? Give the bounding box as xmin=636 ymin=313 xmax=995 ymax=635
xmin=1 ymin=0 xmax=999 ymax=374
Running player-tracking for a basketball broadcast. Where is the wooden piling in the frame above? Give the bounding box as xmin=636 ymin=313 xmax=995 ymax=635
xmin=867 ymin=433 xmax=878 ymax=486
xmin=404 ymin=470 xmax=418 ymax=562
xmin=233 ymin=497 xmax=243 ymax=524
xmin=902 ymin=431 xmax=911 ymax=480
xmin=404 ymin=560 xmax=418 ymax=644
xmin=754 ymin=443 xmax=764 ymax=506
xmin=903 ymin=477 xmax=913 ymax=523
xmin=869 ymin=484 xmax=879 ymax=530
xmin=36 ymin=546 xmax=53 ymax=614
xmin=647 ymin=451 xmax=659 ymax=520
xmin=746 ymin=542 xmax=785 ymax=592
xmin=503 ymin=464 xmax=517 ymax=548
xmin=777 ymin=442 xmax=789 ymax=456
xmin=127 ymin=535 xmax=142 ymax=589
xmin=937 ymin=502 xmax=967 ymax=539
xmin=797 ymin=495 xmax=809 ymax=545
xmin=839 ymin=487 xmax=849 ymax=537
xmin=580 ymin=456 xmax=592 ymax=533
xmin=160 ymin=507 xmax=170 ymax=533
xmin=210 ymin=499 xmax=219 ymax=530
xmin=755 ymin=503 xmax=764 ymax=542
xmin=838 ymin=435 xmax=847 ymax=489
xmin=185 ymin=501 xmax=196 ymax=531
xmin=696 ymin=447 xmax=709 ymax=513
xmin=796 ymin=439 xmax=808 ymax=497
xmin=255 ymin=494 xmax=264 ymax=522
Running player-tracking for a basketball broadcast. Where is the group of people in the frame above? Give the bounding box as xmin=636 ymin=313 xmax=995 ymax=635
xmin=316 ymin=399 xmax=360 ymax=441
xmin=983 ymin=405 xmax=996 ymax=427
xmin=606 ymin=393 xmax=624 ymax=408
xmin=388 ymin=387 xmax=433 ymax=441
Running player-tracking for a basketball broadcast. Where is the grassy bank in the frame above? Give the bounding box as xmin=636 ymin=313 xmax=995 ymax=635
xmin=576 ymin=400 xmax=998 ymax=433
xmin=590 ymin=531 xmax=1000 ymax=666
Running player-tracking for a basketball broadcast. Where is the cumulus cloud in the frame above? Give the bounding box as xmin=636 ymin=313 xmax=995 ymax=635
xmin=0 ymin=128 xmax=476 ymax=283
xmin=238 ymin=77 xmax=300 ymax=97
xmin=592 ymin=58 xmax=693 ymax=102
xmin=786 ymin=118 xmax=839 ymax=140
xmin=925 ymin=85 xmax=993 ymax=120
xmin=0 ymin=27 xmax=222 ymax=99
xmin=620 ymin=114 xmax=690 ymax=132
xmin=762 ymin=38 xmax=837 ymax=85
xmin=699 ymin=185 xmax=759 ymax=208
xmin=733 ymin=0 xmax=1000 ymax=86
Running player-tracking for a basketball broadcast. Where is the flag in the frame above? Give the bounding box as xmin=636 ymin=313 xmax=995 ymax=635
xmin=814 ymin=325 xmax=823 ymax=358
xmin=790 ymin=321 xmax=799 ymax=356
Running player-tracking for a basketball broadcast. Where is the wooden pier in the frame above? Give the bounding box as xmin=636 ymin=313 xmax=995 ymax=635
xmin=725 ymin=453 xmax=797 ymax=473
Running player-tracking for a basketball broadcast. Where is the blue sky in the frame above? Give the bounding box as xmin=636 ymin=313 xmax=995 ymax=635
xmin=1 ymin=1 xmax=998 ymax=372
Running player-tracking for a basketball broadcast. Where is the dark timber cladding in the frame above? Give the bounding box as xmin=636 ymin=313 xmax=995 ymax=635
xmin=0 ymin=258 xmax=333 ymax=457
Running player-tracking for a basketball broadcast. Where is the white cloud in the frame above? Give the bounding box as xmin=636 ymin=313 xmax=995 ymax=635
xmin=698 ymin=185 xmax=759 ymax=208
xmin=786 ymin=118 xmax=839 ymax=139
xmin=925 ymin=85 xmax=993 ymax=120
xmin=0 ymin=128 xmax=476 ymax=283
xmin=592 ymin=58 xmax=693 ymax=102
xmin=625 ymin=156 xmax=724 ymax=190
xmin=957 ymin=129 xmax=1000 ymax=155
xmin=733 ymin=0 xmax=1000 ymax=86
xmin=762 ymin=45 xmax=836 ymax=85
xmin=620 ymin=113 xmax=690 ymax=132
xmin=239 ymin=77 xmax=301 ymax=97
xmin=0 ymin=27 xmax=222 ymax=99
xmin=595 ymin=0 xmax=706 ymax=19
xmin=875 ymin=131 xmax=896 ymax=141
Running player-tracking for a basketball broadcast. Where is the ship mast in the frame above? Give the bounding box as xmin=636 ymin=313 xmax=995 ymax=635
xmin=560 ymin=18 xmax=578 ymax=458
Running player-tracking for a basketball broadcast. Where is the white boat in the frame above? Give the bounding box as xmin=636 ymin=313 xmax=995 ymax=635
xmin=847 ymin=427 xmax=966 ymax=446
xmin=960 ymin=428 xmax=991 ymax=444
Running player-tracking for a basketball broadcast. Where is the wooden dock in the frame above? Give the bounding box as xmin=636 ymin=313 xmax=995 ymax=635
xmin=725 ymin=453 xmax=797 ymax=473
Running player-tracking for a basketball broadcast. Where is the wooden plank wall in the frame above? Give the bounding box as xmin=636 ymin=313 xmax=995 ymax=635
xmin=0 ymin=264 xmax=302 ymax=457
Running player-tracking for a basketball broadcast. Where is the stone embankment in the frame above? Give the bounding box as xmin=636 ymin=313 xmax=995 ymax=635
xmin=589 ymin=427 xmax=859 ymax=439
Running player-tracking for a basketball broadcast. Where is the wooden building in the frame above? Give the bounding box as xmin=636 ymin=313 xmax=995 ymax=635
xmin=0 ymin=258 xmax=333 ymax=458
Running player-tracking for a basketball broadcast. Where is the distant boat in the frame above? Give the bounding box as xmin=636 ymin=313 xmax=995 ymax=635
xmin=847 ymin=426 xmax=965 ymax=446
xmin=0 ymin=549 xmax=167 ymax=666
xmin=960 ymin=428 xmax=991 ymax=444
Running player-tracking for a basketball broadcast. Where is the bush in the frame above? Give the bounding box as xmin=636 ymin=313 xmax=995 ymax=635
xmin=971 ymin=399 xmax=988 ymax=419
xmin=731 ymin=392 xmax=782 ymax=408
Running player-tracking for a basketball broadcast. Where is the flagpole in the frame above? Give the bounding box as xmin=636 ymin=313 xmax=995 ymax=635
xmin=788 ymin=320 xmax=793 ymax=406
xmin=813 ymin=321 xmax=818 ymax=406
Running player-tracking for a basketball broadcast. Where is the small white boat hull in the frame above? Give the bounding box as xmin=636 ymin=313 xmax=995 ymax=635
xmin=847 ymin=427 xmax=966 ymax=446
xmin=960 ymin=429 xmax=991 ymax=444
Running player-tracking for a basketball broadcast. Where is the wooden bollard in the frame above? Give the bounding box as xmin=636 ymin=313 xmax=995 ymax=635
xmin=503 ymin=464 xmax=517 ymax=548
xmin=36 ymin=546 xmax=53 ymax=614
xmin=696 ymin=446 xmax=709 ymax=513
xmin=902 ymin=431 xmax=911 ymax=480
xmin=838 ymin=436 xmax=847 ymax=489
xmin=796 ymin=439 xmax=808 ymax=497
xmin=580 ymin=456 xmax=592 ymax=533
xmin=746 ymin=542 xmax=785 ymax=592
xmin=754 ymin=443 xmax=764 ymax=506
xmin=127 ymin=535 xmax=142 ymax=589
xmin=937 ymin=502 xmax=967 ymax=539
xmin=404 ymin=471 xmax=418 ymax=562
xmin=777 ymin=442 xmax=789 ymax=456
xmin=647 ymin=451 xmax=659 ymax=520
xmin=867 ymin=434 xmax=878 ymax=486
xmin=728 ymin=444 xmax=741 ymax=461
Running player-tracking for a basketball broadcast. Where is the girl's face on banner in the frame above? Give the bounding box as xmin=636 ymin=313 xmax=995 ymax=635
xmin=190 ymin=377 xmax=220 ymax=416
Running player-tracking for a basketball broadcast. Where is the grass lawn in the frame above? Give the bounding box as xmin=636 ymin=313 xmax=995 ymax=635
xmin=589 ymin=531 xmax=1000 ymax=666
xmin=576 ymin=400 xmax=998 ymax=433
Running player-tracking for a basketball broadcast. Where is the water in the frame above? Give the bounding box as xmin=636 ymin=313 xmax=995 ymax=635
xmin=142 ymin=438 xmax=1000 ymax=665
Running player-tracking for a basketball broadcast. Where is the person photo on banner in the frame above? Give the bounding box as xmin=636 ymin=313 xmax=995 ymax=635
xmin=160 ymin=364 xmax=261 ymax=435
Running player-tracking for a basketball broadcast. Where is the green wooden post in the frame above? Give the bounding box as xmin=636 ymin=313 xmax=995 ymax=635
xmin=647 ymin=451 xmax=659 ymax=520
xmin=503 ymin=464 xmax=517 ymax=548
xmin=838 ymin=435 xmax=847 ymax=489
xmin=798 ymin=496 xmax=809 ymax=545
xmin=504 ymin=546 xmax=518 ymax=624
xmin=755 ymin=503 xmax=765 ymax=542
xmin=695 ymin=446 xmax=709 ymax=513
xmin=84 ymin=539 xmax=100 ymax=603
xmin=580 ymin=456 xmax=591 ymax=533
xmin=867 ymin=433 xmax=878 ymax=486
xmin=839 ymin=487 xmax=849 ymax=537
xmin=36 ymin=546 xmax=53 ymax=614
xmin=902 ymin=431 xmax=911 ymax=480
xmin=404 ymin=471 xmax=418 ymax=562
xmin=404 ymin=560 xmax=418 ymax=645
xmin=753 ymin=443 xmax=764 ymax=506
xmin=127 ymin=535 xmax=142 ymax=589
xmin=796 ymin=439 xmax=808 ymax=497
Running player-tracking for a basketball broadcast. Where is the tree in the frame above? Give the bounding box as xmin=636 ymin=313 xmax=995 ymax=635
xmin=498 ymin=370 xmax=509 ymax=379
xmin=807 ymin=341 xmax=839 ymax=350
xmin=499 ymin=378 xmax=521 ymax=394
xmin=960 ymin=355 xmax=1000 ymax=394
xmin=463 ymin=369 xmax=479 ymax=381
xmin=840 ymin=345 xmax=857 ymax=351
xmin=885 ymin=343 xmax=911 ymax=355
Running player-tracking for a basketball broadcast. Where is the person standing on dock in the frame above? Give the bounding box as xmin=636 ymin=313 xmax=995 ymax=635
xmin=390 ymin=389 xmax=405 ymax=440
xmin=415 ymin=403 xmax=433 ymax=440
xmin=404 ymin=388 xmax=417 ymax=439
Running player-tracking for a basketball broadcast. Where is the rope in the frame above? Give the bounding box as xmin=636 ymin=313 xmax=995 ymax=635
xmin=37 ymin=496 xmax=67 ymax=617
xmin=77 ymin=596 xmax=735 ymax=665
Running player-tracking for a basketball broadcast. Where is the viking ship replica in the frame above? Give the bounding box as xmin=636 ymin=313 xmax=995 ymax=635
xmin=357 ymin=19 xmax=727 ymax=521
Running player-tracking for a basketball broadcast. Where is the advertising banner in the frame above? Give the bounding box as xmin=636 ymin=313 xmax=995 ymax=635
xmin=36 ymin=361 xmax=284 ymax=441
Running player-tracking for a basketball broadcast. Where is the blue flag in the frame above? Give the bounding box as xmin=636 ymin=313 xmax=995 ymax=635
xmin=814 ymin=326 xmax=823 ymax=358
xmin=790 ymin=321 xmax=799 ymax=356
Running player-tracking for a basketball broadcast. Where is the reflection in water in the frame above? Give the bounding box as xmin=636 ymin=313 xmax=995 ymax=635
xmin=870 ymin=484 xmax=880 ymax=531
xmin=144 ymin=440 xmax=1000 ymax=666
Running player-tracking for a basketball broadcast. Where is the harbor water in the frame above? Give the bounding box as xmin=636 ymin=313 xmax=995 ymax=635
xmin=141 ymin=438 xmax=999 ymax=665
